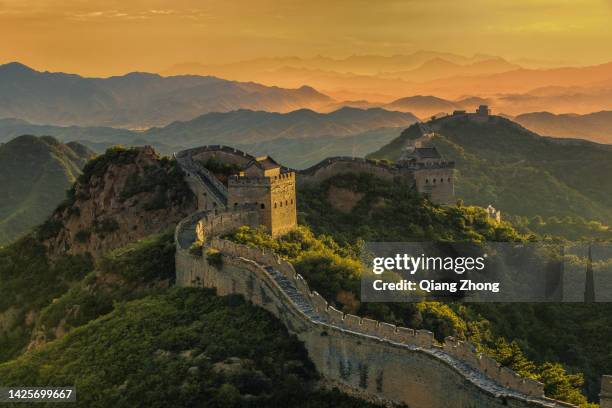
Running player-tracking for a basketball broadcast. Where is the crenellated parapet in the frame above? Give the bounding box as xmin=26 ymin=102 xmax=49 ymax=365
xmin=194 ymin=236 xmax=564 ymax=404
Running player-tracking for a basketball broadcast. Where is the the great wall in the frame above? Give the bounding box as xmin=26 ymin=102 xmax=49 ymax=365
xmin=172 ymin=143 xmax=610 ymax=408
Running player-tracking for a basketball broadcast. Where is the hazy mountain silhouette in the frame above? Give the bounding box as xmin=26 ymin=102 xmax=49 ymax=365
xmin=145 ymin=107 xmax=418 ymax=144
xmin=0 ymin=62 xmax=334 ymax=128
xmin=379 ymin=57 xmax=520 ymax=82
xmin=515 ymin=111 xmax=612 ymax=144
xmin=164 ymin=55 xmax=612 ymax=114
xmin=163 ymin=53 xmax=518 ymax=102
xmin=416 ymin=62 xmax=612 ymax=98
xmin=164 ymin=51 xmax=506 ymax=77
xmin=385 ymin=95 xmax=489 ymax=119
xmin=0 ymin=107 xmax=416 ymax=167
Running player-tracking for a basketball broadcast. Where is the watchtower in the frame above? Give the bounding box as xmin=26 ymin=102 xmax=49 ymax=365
xmin=227 ymin=156 xmax=297 ymax=237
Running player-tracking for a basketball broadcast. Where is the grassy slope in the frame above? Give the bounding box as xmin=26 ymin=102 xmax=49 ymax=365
xmin=0 ymin=136 xmax=92 ymax=245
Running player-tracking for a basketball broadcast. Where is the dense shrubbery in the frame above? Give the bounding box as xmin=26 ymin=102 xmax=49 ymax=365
xmin=120 ymin=158 xmax=191 ymax=210
xmin=78 ymin=146 xmax=139 ymax=186
xmin=509 ymin=215 xmax=612 ymax=241
xmin=0 ymin=232 xmax=176 ymax=363
xmin=297 ymin=173 xmax=529 ymax=244
xmin=0 ymin=236 xmax=94 ymax=361
xmin=199 ymin=157 xmax=241 ymax=176
xmin=0 ymin=289 xmax=381 ymax=408
xmin=35 ymin=218 xmax=63 ymax=241
xmin=99 ymin=233 xmax=176 ymax=283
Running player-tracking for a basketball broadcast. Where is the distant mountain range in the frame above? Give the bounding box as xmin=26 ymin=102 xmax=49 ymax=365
xmin=514 ymin=111 xmax=612 ymax=144
xmin=0 ymin=136 xmax=94 ymax=245
xmin=166 ymin=53 xmax=521 ymax=102
xmin=384 ymin=95 xmax=489 ymax=119
xmin=164 ymin=51 xmax=514 ymax=78
xmin=0 ymin=107 xmax=416 ymax=167
xmin=144 ymin=107 xmax=417 ymax=144
xmin=368 ymin=116 xmax=612 ymax=224
xmin=164 ymin=54 xmax=612 ymax=116
xmin=0 ymin=62 xmax=333 ymax=128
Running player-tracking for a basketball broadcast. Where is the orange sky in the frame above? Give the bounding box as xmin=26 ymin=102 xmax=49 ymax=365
xmin=1 ymin=0 xmax=612 ymax=76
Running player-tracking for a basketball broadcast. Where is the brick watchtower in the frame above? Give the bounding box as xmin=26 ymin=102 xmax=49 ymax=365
xmin=227 ymin=156 xmax=297 ymax=237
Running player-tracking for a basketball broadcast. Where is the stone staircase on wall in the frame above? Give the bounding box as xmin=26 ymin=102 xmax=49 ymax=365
xmin=206 ymin=237 xmax=576 ymax=408
xmin=174 ymin=151 xmax=228 ymax=207
xmin=265 ymin=266 xmax=327 ymax=323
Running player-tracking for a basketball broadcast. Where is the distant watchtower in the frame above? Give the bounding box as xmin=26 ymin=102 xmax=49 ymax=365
xmin=404 ymin=146 xmax=455 ymax=205
xmin=476 ymin=105 xmax=491 ymax=116
xmin=228 ymin=156 xmax=297 ymax=237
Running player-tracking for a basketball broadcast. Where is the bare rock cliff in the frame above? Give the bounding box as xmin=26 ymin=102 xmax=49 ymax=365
xmin=42 ymin=146 xmax=197 ymax=259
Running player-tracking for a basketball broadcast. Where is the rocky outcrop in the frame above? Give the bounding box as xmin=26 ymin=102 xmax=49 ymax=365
xmin=43 ymin=146 xmax=196 ymax=259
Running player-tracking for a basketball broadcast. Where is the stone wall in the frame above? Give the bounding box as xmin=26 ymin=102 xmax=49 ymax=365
xmin=296 ymin=156 xmax=455 ymax=205
xmin=297 ymin=157 xmax=410 ymax=187
xmin=182 ymin=145 xmax=256 ymax=168
xmin=175 ymin=230 xmax=576 ymax=408
xmin=414 ymin=166 xmax=455 ymax=204
xmin=601 ymin=375 xmax=612 ymax=408
xmin=194 ymin=208 xmax=260 ymax=243
xmin=174 ymin=151 xmax=228 ymax=210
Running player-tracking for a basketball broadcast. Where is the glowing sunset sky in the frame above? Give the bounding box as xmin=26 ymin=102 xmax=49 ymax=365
xmin=1 ymin=0 xmax=612 ymax=76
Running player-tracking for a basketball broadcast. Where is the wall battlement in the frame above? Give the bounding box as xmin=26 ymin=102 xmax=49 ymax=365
xmin=229 ymin=172 xmax=295 ymax=185
xmin=174 ymin=205 xmax=580 ymax=407
xmin=209 ymin=238 xmax=552 ymax=400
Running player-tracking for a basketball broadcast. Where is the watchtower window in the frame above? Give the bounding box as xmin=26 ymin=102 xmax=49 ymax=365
xmin=285 ymin=200 xmax=288 ymax=206
xmin=426 ymin=179 xmax=429 ymax=184
xmin=274 ymin=203 xmax=277 ymax=208
xmin=234 ymin=202 xmax=238 ymax=206
xmin=260 ymin=203 xmax=265 ymax=209
xmin=448 ymin=177 xmax=451 ymax=182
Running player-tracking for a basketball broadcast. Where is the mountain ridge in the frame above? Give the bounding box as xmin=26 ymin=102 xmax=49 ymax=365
xmin=515 ymin=110 xmax=612 ymax=144
xmin=0 ymin=136 xmax=94 ymax=245
xmin=368 ymin=115 xmax=612 ymax=224
xmin=0 ymin=62 xmax=334 ymax=128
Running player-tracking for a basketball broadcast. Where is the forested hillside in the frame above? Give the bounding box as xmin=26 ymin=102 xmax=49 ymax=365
xmin=0 ymin=136 xmax=94 ymax=245
xmin=368 ymin=117 xmax=612 ymax=238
